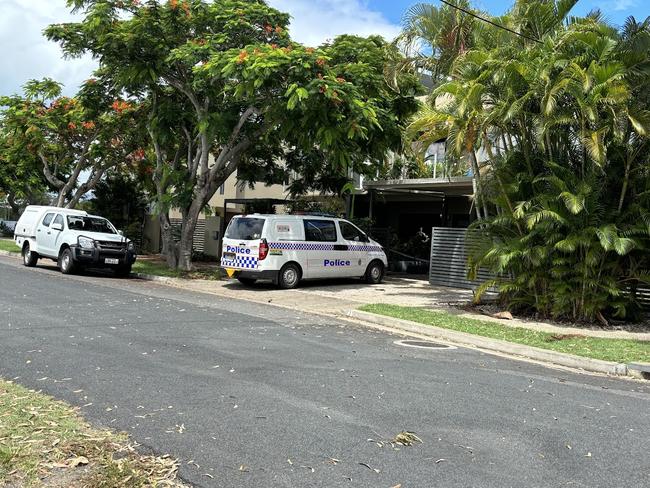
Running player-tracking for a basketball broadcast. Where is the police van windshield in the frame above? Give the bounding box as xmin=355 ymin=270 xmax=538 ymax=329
xmin=67 ymin=216 xmax=117 ymax=234
xmin=226 ymin=217 xmax=265 ymax=240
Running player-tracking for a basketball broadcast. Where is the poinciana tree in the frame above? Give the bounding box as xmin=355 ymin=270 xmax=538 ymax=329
xmin=0 ymin=78 xmax=146 ymax=208
xmin=405 ymin=1 xmax=650 ymax=323
xmin=46 ymin=0 xmax=420 ymax=270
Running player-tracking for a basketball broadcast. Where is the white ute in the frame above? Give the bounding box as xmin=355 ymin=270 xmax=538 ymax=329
xmin=14 ymin=205 xmax=137 ymax=277
xmin=221 ymin=214 xmax=387 ymax=289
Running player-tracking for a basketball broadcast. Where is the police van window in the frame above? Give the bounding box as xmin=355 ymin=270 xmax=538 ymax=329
xmin=225 ymin=218 xmax=265 ymax=240
xmin=304 ymin=220 xmax=337 ymax=242
xmin=42 ymin=213 xmax=55 ymax=227
xmin=340 ymin=221 xmax=366 ymax=242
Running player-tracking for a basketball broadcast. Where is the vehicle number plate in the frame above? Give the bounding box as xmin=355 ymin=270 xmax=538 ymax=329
xmin=223 ymin=252 xmax=236 ymax=261
xmin=104 ymin=258 xmax=119 ymax=265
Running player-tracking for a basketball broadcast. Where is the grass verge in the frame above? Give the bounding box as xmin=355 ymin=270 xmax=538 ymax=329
xmin=0 ymin=378 xmax=186 ymax=487
xmin=359 ymin=304 xmax=650 ymax=364
xmin=0 ymin=238 xmax=19 ymax=253
xmin=132 ymin=259 xmax=221 ymax=280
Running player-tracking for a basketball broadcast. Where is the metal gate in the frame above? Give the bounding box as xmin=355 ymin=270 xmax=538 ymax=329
xmin=429 ymin=227 xmax=493 ymax=290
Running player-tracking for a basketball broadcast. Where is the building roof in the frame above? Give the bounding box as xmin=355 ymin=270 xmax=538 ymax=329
xmin=363 ymin=176 xmax=474 ymax=197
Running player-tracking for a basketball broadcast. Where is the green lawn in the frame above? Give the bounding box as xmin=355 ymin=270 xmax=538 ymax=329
xmin=0 ymin=239 xmax=19 ymax=253
xmin=0 ymin=378 xmax=185 ymax=487
xmin=359 ymin=304 xmax=650 ymax=364
xmin=132 ymin=259 xmax=221 ymax=280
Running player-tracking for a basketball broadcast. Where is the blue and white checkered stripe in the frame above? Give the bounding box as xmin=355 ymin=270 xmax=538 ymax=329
xmin=270 ymin=242 xmax=335 ymax=251
xmin=348 ymin=245 xmax=383 ymax=252
xmin=221 ymin=255 xmax=259 ymax=269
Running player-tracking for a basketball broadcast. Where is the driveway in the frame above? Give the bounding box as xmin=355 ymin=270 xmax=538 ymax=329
xmin=0 ymin=256 xmax=648 ymax=487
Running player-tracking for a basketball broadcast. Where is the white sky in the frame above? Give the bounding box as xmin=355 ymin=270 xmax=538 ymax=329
xmin=0 ymin=0 xmax=399 ymax=97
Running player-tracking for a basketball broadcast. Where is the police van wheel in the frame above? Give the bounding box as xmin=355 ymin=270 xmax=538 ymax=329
xmin=237 ymin=277 xmax=257 ymax=286
xmin=364 ymin=260 xmax=384 ymax=284
xmin=22 ymin=243 xmax=39 ymax=267
xmin=278 ymin=263 xmax=301 ymax=289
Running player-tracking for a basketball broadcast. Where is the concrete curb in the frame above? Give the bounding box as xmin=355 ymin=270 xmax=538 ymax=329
xmin=348 ymin=309 xmax=630 ymax=377
xmin=0 ymin=250 xmax=20 ymax=257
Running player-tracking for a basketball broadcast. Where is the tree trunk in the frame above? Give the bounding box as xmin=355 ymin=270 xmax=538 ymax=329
xmin=159 ymin=213 xmax=179 ymax=268
xmin=469 ymin=150 xmax=488 ymax=219
xmin=177 ymin=199 xmax=203 ymax=272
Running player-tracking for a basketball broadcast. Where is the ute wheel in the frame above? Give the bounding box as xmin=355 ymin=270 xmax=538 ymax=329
xmin=22 ymin=243 xmax=39 ymax=267
xmin=278 ymin=263 xmax=301 ymax=289
xmin=237 ymin=277 xmax=257 ymax=286
xmin=115 ymin=264 xmax=132 ymax=278
xmin=58 ymin=248 xmax=77 ymax=275
xmin=364 ymin=260 xmax=385 ymax=284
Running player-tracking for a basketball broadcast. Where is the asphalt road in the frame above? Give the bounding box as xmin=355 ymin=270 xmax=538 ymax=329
xmin=0 ymin=255 xmax=649 ymax=488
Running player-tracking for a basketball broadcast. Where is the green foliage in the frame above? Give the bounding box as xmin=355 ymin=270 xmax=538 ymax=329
xmin=0 ymin=77 xmax=147 ymax=208
xmin=46 ymin=0 xmax=420 ymax=269
xmin=406 ymin=2 xmax=650 ymax=323
xmin=89 ymin=172 xmax=149 ymax=243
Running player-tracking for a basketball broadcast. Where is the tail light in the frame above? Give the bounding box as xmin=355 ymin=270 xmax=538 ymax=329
xmin=259 ymin=239 xmax=269 ymax=260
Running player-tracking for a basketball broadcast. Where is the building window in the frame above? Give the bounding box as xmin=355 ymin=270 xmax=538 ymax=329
xmin=219 ymin=184 xmax=225 ymax=195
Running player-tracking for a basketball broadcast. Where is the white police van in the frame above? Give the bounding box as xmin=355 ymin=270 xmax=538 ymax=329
xmin=221 ymin=214 xmax=387 ymax=289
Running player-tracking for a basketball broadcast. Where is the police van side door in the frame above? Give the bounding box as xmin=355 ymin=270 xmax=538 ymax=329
xmin=338 ymin=220 xmax=368 ymax=276
xmin=303 ymin=219 xmax=343 ymax=278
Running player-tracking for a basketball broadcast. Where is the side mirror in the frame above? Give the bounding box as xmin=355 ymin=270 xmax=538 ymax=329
xmin=51 ymin=223 xmax=63 ymax=231
xmin=118 ymin=230 xmax=124 ymax=236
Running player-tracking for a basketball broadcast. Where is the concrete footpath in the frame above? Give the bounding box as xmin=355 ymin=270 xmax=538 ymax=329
xmin=135 ymin=273 xmax=649 ymax=379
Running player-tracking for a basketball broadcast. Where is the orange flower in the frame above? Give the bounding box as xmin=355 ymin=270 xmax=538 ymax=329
xmin=270 ymin=43 xmax=278 ymax=49
xmin=316 ymin=58 xmax=326 ymax=67
xmin=306 ymin=47 xmax=315 ymax=54
xmin=169 ymin=0 xmax=178 ymax=9
xmin=264 ymin=24 xmax=273 ymax=33
xmin=336 ymin=77 xmax=346 ymax=83
xmin=237 ymin=50 xmax=249 ymax=63
xmin=275 ymin=26 xmax=283 ymax=34
xmin=82 ymin=121 xmax=96 ymax=130
xmin=86 ymin=78 xmax=97 ymax=85
xmin=68 ymin=122 xmax=77 ymax=130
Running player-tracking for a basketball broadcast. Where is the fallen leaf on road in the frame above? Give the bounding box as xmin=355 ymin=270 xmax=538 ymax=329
xmin=327 ymin=458 xmax=340 ymax=465
xmin=435 ymin=459 xmax=446 ymax=464
xmin=392 ymin=431 xmax=423 ymax=446
xmin=203 ymin=473 xmax=214 ymax=479
xmin=301 ymin=465 xmax=315 ymax=473
xmin=239 ymin=465 xmax=249 ymax=472
xmin=359 ymin=462 xmax=380 ymax=473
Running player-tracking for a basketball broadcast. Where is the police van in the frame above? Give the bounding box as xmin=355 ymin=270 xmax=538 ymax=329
xmin=220 ymin=214 xmax=387 ymax=289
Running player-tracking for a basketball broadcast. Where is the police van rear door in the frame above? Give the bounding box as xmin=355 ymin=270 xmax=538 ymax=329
xmin=221 ymin=216 xmax=266 ymax=270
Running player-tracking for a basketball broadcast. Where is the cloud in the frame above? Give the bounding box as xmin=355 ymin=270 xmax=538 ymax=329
xmin=0 ymin=0 xmax=400 ymax=97
xmin=267 ymin=0 xmax=400 ymax=47
xmin=597 ymin=0 xmax=638 ymax=12
xmin=0 ymin=0 xmax=97 ymax=97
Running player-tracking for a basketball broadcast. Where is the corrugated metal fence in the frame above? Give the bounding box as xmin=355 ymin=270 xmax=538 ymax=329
xmin=429 ymin=227 xmax=492 ymax=290
xmin=429 ymin=227 xmax=650 ymax=309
